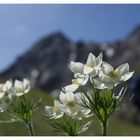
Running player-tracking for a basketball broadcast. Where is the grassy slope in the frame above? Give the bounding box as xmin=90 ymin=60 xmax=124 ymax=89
xmin=0 ymin=88 xmax=139 ymax=136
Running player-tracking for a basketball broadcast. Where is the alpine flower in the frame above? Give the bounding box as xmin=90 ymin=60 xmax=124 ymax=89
xmin=45 ymin=100 xmax=65 ymax=119
xmin=93 ymin=62 xmax=134 ymax=89
xmin=12 ymin=79 xmax=30 ymax=96
xmin=62 ymin=77 xmax=88 ymax=92
xmin=0 ymin=80 xmax=12 ymax=99
xmin=70 ymin=52 xmax=103 ymax=77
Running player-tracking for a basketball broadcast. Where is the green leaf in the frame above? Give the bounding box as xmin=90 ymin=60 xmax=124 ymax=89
xmin=99 ymin=108 xmax=105 ymax=120
xmin=78 ymin=121 xmax=92 ymax=135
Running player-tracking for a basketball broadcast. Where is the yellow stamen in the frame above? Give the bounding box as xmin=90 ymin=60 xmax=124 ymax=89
xmin=16 ymin=87 xmax=24 ymax=93
xmin=109 ymin=71 xmax=119 ymax=78
xmin=53 ymin=107 xmax=60 ymax=113
xmin=67 ymin=101 xmax=75 ymax=107
xmin=72 ymin=79 xmax=79 ymax=85
xmin=86 ymin=64 xmax=94 ymax=68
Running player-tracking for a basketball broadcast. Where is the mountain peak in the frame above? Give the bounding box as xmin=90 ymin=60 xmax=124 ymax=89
xmin=128 ymin=25 xmax=140 ymax=38
xmin=1 ymin=26 xmax=140 ymax=92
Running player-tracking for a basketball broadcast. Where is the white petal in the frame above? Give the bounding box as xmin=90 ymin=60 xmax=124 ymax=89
xmin=90 ymin=77 xmax=94 ymax=84
xmin=14 ymin=79 xmax=30 ymax=96
xmin=120 ymin=71 xmax=134 ymax=82
xmin=54 ymin=100 xmax=66 ymax=110
xmin=95 ymin=53 xmax=103 ymax=66
xmin=64 ymin=108 xmax=73 ymax=116
xmin=94 ymin=76 xmax=114 ymax=89
xmin=23 ymin=79 xmax=30 ymax=93
xmin=63 ymin=84 xmax=79 ymax=92
xmin=14 ymin=80 xmax=24 ymax=89
xmin=65 ymin=92 xmax=75 ymax=102
xmin=74 ymin=73 xmax=87 ymax=79
xmin=54 ymin=112 xmax=64 ymax=119
xmin=67 ymin=106 xmax=92 ymax=120
xmin=45 ymin=106 xmax=64 ymax=119
xmin=93 ymin=78 xmax=107 ymax=89
xmin=0 ymin=95 xmax=12 ymax=112
xmin=86 ymin=53 xmax=96 ymax=65
xmin=89 ymin=68 xmax=99 ymax=77
xmin=81 ymin=108 xmax=93 ymax=118
xmin=75 ymin=92 xmax=83 ymax=103
xmin=3 ymin=80 xmax=12 ymax=92
xmin=76 ymin=76 xmax=89 ymax=86
xmin=99 ymin=71 xmax=110 ymax=79
xmin=45 ymin=106 xmax=55 ymax=117
xmin=15 ymin=92 xmax=24 ymax=96
xmin=69 ymin=61 xmax=84 ymax=74
xmin=59 ymin=91 xmax=66 ymax=103
xmin=59 ymin=91 xmax=75 ymax=105
xmin=54 ymin=100 xmax=61 ymax=106
xmin=84 ymin=65 xmax=93 ymax=74
xmin=115 ymin=63 xmax=129 ymax=76
xmin=7 ymin=87 xmax=17 ymax=96
xmin=101 ymin=62 xmax=114 ymax=75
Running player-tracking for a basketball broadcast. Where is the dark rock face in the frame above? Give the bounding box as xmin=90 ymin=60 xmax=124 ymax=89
xmin=129 ymin=76 xmax=140 ymax=110
xmin=0 ymin=32 xmax=103 ymax=92
xmin=1 ymin=26 xmax=140 ymax=92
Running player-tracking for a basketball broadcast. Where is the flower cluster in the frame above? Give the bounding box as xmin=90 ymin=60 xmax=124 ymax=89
xmin=45 ymin=52 xmax=134 ymax=136
xmin=0 ymin=79 xmax=30 ymax=112
xmin=0 ymin=78 xmax=41 ymax=136
xmin=45 ymin=91 xmax=92 ymax=120
xmin=69 ymin=52 xmax=133 ymax=90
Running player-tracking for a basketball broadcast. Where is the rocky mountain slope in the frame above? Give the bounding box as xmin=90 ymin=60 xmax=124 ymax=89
xmin=1 ymin=26 xmax=140 ymax=92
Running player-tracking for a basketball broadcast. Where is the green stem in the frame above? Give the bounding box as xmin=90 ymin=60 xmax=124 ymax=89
xmin=102 ymin=121 xmax=107 ymax=136
xmin=26 ymin=121 xmax=34 ymax=136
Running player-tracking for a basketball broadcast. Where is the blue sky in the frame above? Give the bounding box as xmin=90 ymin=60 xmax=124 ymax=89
xmin=0 ymin=4 xmax=140 ymax=72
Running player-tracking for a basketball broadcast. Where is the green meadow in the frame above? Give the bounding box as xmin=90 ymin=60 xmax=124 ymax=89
xmin=0 ymin=88 xmax=139 ymax=136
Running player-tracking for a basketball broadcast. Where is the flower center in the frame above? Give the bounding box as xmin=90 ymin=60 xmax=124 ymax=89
xmin=109 ymin=71 xmax=119 ymax=78
xmin=86 ymin=64 xmax=94 ymax=68
xmin=53 ymin=107 xmax=60 ymax=113
xmin=67 ymin=101 xmax=75 ymax=107
xmin=72 ymin=79 xmax=79 ymax=85
xmin=16 ymin=87 xmax=24 ymax=93
xmin=4 ymin=97 xmax=11 ymax=104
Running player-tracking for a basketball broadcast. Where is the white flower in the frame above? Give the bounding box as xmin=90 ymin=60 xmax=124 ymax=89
xmin=70 ymin=61 xmax=88 ymax=79
xmin=83 ymin=53 xmax=103 ymax=76
xmin=59 ymin=91 xmax=80 ymax=107
xmin=59 ymin=91 xmax=92 ymax=120
xmin=62 ymin=76 xmax=88 ymax=92
xmin=0 ymin=80 xmax=12 ymax=99
xmin=70 ymin=53 xmax=103 ymax=78
xmin=93 ymin=62 xmax=134 ymax=89
xmin=65 ymin=105 xmax=92 ymax=120
xmin=45 ymin=100 xmax=64 ymax=119
xmin=0 ymin=94 xmax=13 ymax=112
xmin=13 ymin=79 xmax=30 ymax=96
xmin=70 ymin=61 xmax=84 ymax=75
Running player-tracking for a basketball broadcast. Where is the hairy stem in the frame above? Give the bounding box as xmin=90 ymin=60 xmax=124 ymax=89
xmin=26 ymin=120 xmax=34 ymax=136
xmin=102 ymin=121 xmax=108 ymax=136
